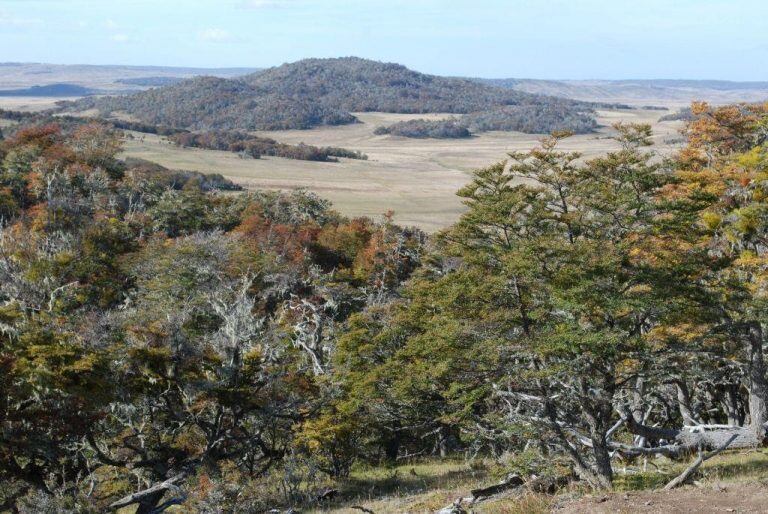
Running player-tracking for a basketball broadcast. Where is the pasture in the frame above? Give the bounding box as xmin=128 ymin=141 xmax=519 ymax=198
xmin=121 ymin=109 xmax=684 ymax=231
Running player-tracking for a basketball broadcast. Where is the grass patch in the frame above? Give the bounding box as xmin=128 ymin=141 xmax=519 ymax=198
xmin=341 ymin=458 xmax=495 ymax=501
xmin=700 ymin=449 xmax=768 ymax=481
xmin=612 ymin=449 xmax=768 ymax=491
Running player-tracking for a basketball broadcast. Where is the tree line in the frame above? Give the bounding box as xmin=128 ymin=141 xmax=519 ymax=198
xmin=374 ymin=103 xmax=597 ymax=139
xmin=169 ymin=131 xmax=368 ymax=162
xmin=2 ymin=101 xmax=768 ymax=511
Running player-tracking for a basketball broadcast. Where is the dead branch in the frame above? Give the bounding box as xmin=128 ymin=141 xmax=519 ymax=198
xmin=436 ymin=473 xmax=570 ymax=513
xmin=108 ymin=474 xmax=185 ymax=511
xmin=663 ymin=433 xmax=738 ymax=490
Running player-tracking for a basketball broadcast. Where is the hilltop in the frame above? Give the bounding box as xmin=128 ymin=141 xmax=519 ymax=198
xmin=64 ymin=57 xmax=597 ymax=132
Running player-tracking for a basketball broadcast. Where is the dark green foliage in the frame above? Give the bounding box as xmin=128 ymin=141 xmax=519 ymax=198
xmin=67 ymin=75 xmax=357 ymax=131
xmin=659 ymin=106 xmax=695 ymax=122
xmin=169 ymin=131 xmax=368 ymax=161
xmin=63 ymin=57 xmax=597 ymax=132
xmin=374 ymin=118 xmax=471 ymax=138
xmin=462 ymin=103 xmax=597 ymax=134
xmin=123 ymin=157 xmax=242 ymax=191
xmin=375 ymin=103 xmax=597 ymax=139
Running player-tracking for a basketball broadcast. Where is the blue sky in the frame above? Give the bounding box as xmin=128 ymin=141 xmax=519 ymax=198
xmin=0 ymin=0 xmax=765 ymax=79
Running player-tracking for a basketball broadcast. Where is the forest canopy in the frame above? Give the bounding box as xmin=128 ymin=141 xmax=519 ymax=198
xmin=63 ymin=57 xmax=599 ymax=134
xmin=3 ymin=101 xmax=768 ymax=512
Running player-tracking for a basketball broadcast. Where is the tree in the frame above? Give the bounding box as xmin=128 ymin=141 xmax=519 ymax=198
xmin=654 ymin=102 xmax=768 ymax=441
xmin=343 ymin=126 xmax=667 ymax=488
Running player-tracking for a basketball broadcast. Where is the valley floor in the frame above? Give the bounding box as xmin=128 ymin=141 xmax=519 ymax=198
xmin=119 ymin=109 xmax=684 ymax=232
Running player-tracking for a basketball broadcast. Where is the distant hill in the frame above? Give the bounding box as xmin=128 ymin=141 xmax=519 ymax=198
xmin=241 ymin=57 xmax=539 ymax=113
xmin=0 ymin=83 xmax=96 ymax=97
xmin=0 ymin=63 xmax=260 ymax=92
xmin=477 ymin=78 xmax=768 ymax=105
xmin=115 ymin=76 xmax=185 ymax=87
xmin=64 ymin=57 xmax=597 ymax=132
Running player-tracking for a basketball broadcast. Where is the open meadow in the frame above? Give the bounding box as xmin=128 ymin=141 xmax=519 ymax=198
xmin=0 ymin=96 xmax=67 ymax=112
xmin=121 ymin=109 xmax=684 ymax=231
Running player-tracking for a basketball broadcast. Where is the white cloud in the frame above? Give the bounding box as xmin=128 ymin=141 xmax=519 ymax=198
xmin=198 ymin=27 xmax=232 ymax=42
xmin=104 ymin=19 xmax=118 ymax=29
xmin=110 ymin=33 xmax=130 ymax=42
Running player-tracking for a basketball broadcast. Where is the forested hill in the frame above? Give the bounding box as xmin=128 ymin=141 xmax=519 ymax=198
xmin=241 ymin=57 xmax=537 ymax=113
xmin=64 ymin=57 xmax=597 ymax=132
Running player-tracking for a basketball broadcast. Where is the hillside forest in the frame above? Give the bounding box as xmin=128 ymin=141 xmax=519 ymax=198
xmin=64 ymin=57 xmax=599 ymax=136
xmin=2 ymin=101 xmax=768 ymax=512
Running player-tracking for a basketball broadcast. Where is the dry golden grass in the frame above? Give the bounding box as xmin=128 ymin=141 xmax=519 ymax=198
xmin=303 ymin=458 xmax=552 ymax=514
xmin=309 ymin=451 xmax=768 ymax=514
xmin=0 ymin=96 xmax=684 ymax=231
xmin=0 ymin=97 xmax=67 ymax=112
xmin=121 ymin=109 xmax=684 ymax=232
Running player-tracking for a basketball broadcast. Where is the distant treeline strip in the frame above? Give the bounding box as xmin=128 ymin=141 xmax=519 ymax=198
xmin=0 ymin=109 xmax=367 ymax=163
xmin=0 ymin=109 xmax=185 ymax=136
xmin=374 ymin=103 xmax=598 ymax=139
xmin=168 ymin=131 xmax=368 ymax=162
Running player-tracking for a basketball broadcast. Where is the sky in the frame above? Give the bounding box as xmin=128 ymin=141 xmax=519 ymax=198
xmin=0 ymin=0 xmax=766 ymax=80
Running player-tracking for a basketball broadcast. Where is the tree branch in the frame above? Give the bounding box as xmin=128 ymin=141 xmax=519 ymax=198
xmin=108 ymin=474 xmax=185 ymax=511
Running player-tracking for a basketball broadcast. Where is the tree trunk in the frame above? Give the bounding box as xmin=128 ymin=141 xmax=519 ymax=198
xmin=384 ymin=433 xmax=401 ymax=462
xmin=135 ymin=491 xmax=165 ymax=514
xmin=622 ymin=410 xmax=764 ymax=455
xmin=674 ymin=380 xmax=700 ymax=425
xmin=720 ymin=383 xmax=744 ymax=426
xmin=590 ymin=437 xmax=614 ymax=489
xmin=438 ymin=425 xmax=461 ymax=458
xmin=582 ymin=376 xmax=615 ymax=489
xmin=746 ymin=323 xmax=768 ymax=440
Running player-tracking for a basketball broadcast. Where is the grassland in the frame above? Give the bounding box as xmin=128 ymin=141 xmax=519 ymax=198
xmin=0 ymin=96 xmax=685 ymax=231
xmin=0 ymin=96 xmax=68 ymax=112
xmin=301 ymin=450 xmax=768 ymax=513
xmin=120 ymin=109 xmax=684 ymax=231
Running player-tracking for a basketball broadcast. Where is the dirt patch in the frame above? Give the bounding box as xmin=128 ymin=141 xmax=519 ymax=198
xmin=555 ymin=481 xmax=768 ymax=514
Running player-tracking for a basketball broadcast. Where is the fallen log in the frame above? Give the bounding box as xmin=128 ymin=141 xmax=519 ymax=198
xmin=663 ymin=433 xmax=738 ymax=490
xmin=470 ymin=473 xmax=524 ymax=500
xmin=526 ymin=475 xmax=571 ymax=494
xmin=621 ymin=409 xmax=766 ymax=457
xmin=108 ymin=474 xmax=185 ymax=511
xmin=316 ymin=488 xmax=339 ymax=501
xmin=435 ymin=473 xmax=570 ymax=513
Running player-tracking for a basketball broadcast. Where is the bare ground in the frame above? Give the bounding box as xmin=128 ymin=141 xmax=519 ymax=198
xmin=555 ymin=481 xmax=768 ymax=514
